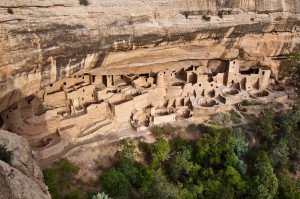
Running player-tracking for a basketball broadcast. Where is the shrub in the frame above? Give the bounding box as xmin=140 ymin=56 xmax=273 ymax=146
xmin=254 ymin=109 xmax=275 ymax=140
xmin=241 ymin=100 xmax=251 ymax=106
xmin=0 ymin=145 xmax=12 ymax=164
xmin=250 ymin=151 xmax=278 ymax=199
xmin=217 ymin=10 xmax=224 ymax=18
xmin=187 ymin=123 xmax=198 ymax=133
xmin=231 ymin=127 xmax=248 ymax=157
xmin=202 ymin=15 xmax=211 ymax=21
xmin=92 ymin=192 xmax=112 ymax=199
xmin=100 ymin=167 xmax=131 ymax=197
xmin=150 ymin=124 xmax=175 ymax=137
xmin=275 ymin=102 xmax=284 ymax=109
xmin=182 ymin=11 xmax=190 ymax=19
xmin=79 ymin=0 xmax=89 ymax=6
xmin=240 ymin=108 xmax=247 ymax=112
xmin=115 ymin=139 xmax=135 ymax=160
xmin=149 ymin=138 xmax=170 ymax=168
xmin=210 ymin=112 xmax=231 ymax=126
xmin=187 ymin=123 xmax=212 ymax=133
xmin=229 ymin=109 xmax=241 ymax=124
xmin=43 ymin=158 xmax=84 ymax=199
xmin=7 ymin=8 xmax=13 ymax=14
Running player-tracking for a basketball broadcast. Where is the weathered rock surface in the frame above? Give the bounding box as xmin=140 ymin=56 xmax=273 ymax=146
xmin=0 ymin=130 xmax=50 ymax=199
xmin=0 ymin=0 xmax=299 ymax=111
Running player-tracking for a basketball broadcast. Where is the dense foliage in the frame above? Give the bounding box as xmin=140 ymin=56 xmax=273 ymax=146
xmin=281 ymin=52 xmax=300 ymax=90
xmin=98 ymin=105 xmax=300 ymax=199
xmin=44 ymin=106 xmax=300 ymax=199
xmin=43 ymin=158 xmax=88 ymax=199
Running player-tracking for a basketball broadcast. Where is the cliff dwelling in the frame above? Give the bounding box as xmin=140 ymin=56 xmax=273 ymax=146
xmin=0 ymin=59 xmax=295 ymax=161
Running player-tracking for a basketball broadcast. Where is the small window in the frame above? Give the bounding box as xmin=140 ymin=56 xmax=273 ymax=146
xmin=262 ymin=71 xmax=265 ymax=75
xmin=231 ymin=80 xmax=234 ymax=83
xmin=164 ymin=72 xmax=166 ymax=74
xmin=92 ymin=94 xmax=94 ymax=97
xmin=6 ymin=115 xmax=9 ymax=119
xmin=50 ymin=84 xmax=53 ymax=87
xmin=82 ymin=97 xmax=84 ymax=100
xmin=211 ymin=84 xmax=213 ymax=86
xmin=63 ymin=82 xmax=66 ymax=85
xmin=199 ymin=84 xmax=202 ymax=87
xmin=83 ymin=89 xmax=85 ymax=92
xmin=82 ymin=76 xmax=84 ymax=79
xmin=233 ymin=61 xmax=235 ymax=64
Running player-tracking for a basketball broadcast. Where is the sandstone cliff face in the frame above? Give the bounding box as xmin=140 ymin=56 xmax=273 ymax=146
xmin=0 ymin=130 xmax=50 ymax=199
xmin=0 ymin=0 xmax=299 ymax=111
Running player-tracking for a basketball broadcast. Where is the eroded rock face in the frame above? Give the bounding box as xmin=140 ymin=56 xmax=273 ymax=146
xmin=0 ymin=0 xmax=299 ymax=111
xmin=0 ymin=161 xmax=50 ymax=199
xmin=0 ymin=130 xmax=50 ymax=198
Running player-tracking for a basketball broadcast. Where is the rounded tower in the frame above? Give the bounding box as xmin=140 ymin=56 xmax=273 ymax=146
xmin=156 ymin=72 xmax=165 ymax=87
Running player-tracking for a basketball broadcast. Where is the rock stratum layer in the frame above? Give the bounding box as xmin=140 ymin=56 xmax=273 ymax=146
xmin=0 ymin=130 xmax=50 ymax=199
xmin=0 ymin=0 xmax=299 ymax=112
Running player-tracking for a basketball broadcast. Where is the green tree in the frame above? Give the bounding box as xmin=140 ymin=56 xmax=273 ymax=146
xmin=99 ymin=167 xmax=131 ymax=197
xmin=196 ymin=128 xmax=234 ymax=167
xmin=166 ymin=146 xmax=200 ymax=183
xmin=254 ymin=109 xmax=275 ymax=141
xmin=271 ymin=138 xmax=289 ymax=166
xmin=281 ymin=52 xmax=300 ymax=89
xmin=277 ymin=172 xmax=300 ymax=199
xmin=219 ymin=166 xmax=246 ymax=196
xmin=250 ymin=151 xmax=278 ymax=199
xmin=149 ymin=138 xmax=170 ymax=168
xmin=116 ymin=158 xmax=151 ymax=188
xmin=139 ymin=170 xmax=181 ymax=199
xmin=231 ymin=127 xmax=248 ymax=157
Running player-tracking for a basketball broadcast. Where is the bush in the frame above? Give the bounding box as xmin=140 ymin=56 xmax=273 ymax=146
xmin=7 ymin=8 xmax=13 ymax=14
xmin=210 ymin=112 xmax=231 ymax=126
xmin=202 ymin=15 xmax=211 ymax=21
xmin=240 ymin=108 xmax=247 ymax=112
xmin=182 ymin=11 xmax=190 ymax=19
xmin=231 ymin=127 xmax=248 ymax=157
xmin=149 ymin=138 xmax=170 ymax=168
xmin=92 ymin=192 xmax=112 ymax=199
xmin=100 ymin=167 xmax=131 ymax=197
xmin=0 ymin=145 xmax=12 ymax=164
xmin=115 ymin=139 xmax=135 ymax=160
xmin=254 ymin=109 xmax=275 ymax=140
xmin=241 ymin=100 xmax=251 ymax=106
xmin=150 ymin=124 xmax=176 ymax=137
xmin=187 ymin=123 xmax=198 ymax=133
xmin=217 ymin=11 xmax=224 ymax=18
xmin=79 ymin=0 xmax=89 ymax=6
xmin=229 ymin=109 xmax=242 ymax=124
xmin=43 ymin=158 xmax=85 ymax=199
